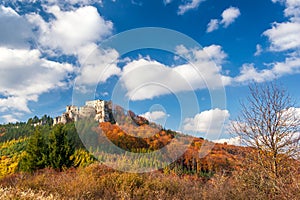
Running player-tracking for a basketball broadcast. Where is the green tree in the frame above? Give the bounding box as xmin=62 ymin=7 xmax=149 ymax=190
xmin=41 ymin=114 xmax=53 ymax=126
xmin=19 ymin=128 xmax=48 ymax=172
xmin=63 ymin=122 xmax=84 ymax=149
xmin=32 ymin=116 xmax=39 ymax=124
xmin=48 ymin=124 xmax=75 ymax=170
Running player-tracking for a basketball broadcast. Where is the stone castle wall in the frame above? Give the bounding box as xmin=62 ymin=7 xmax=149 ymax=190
xmin=53 ymin=100 xmax=108 ymax=125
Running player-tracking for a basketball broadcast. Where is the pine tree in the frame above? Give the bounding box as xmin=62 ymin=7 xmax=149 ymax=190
xmin=48 ymin=124 xmax=75 ymax=170
xmin=19 ymin=128 xmax=48 ymax=172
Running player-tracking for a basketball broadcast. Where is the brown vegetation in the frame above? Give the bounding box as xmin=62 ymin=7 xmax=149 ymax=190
xmin=0 ymin=161 xmax=299 ymax=200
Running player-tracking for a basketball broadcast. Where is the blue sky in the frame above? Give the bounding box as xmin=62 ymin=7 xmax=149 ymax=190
xmin=0 ymin=0 xmax=300 ymax=143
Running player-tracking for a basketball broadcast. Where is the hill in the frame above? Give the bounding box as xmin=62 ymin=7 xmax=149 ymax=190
xmin=0 ymin=104 xmax=249 ymax=176
xmin=0 ymin=104 xmax=299 ymax=199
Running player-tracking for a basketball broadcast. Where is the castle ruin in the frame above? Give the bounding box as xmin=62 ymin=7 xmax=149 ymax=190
xmin=53 ymin=100 xmax=110 ymax=125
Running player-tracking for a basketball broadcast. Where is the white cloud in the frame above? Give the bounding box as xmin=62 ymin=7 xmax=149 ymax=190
xmin=272 ymin=56 xmax=300 ymax=74
xmin=0 ymin=4 xmax=119 ymax=123
xmin=27 ymin=6 xmax=113 ymax=54
xmin=220 ymin=7 xmax=241 ymax=27
xmin=1 ymin=113 xmax=24 ymax=123
xmin=254 ymin=44 xmax=263 ymax=56
xmin=174 ymin=45 xmax=227 ymax=67
xmin=246 ymin=0 xmax=300 ymax=82
xmin=23 ymin=5 xmax=119 ymax=95
xmin=0 ymin=96 xmax=36 ymax=113
xmin=206 ymin=7 xmax=240 ymax=33
xmin=64 ymin=0 xmax=101 ymax=5
xmin=284 ymin=0 xmax=300 ymax=20
xmin=75 ymin=44 xmax=121 ymax=86
xmin=263 ymin=21 xmax=300 ymax=51
xmin=234 ymin=63 xmax=276 ymax=83
xmin=213 ymin=136 xmax=242 ymax=146
xmin=237 ymin=0 xmax=300 ymax=82
xmin=0 ymin=6 xmax=33 ymax=48
xmin=234 ymin=55 xmax=300 ymax=84
xmin=264 ymin=0 xmax=300 ymax=52
xmin=120 ymin=45 xmax=230 ymax=100
xmin=140 ymin=111 xmax=168 ymax=121
xmin=177 ymin=0 xmax=206 ymax=15
xmin=183 ymin=108 xmax=230 ymax=139
xmin=0 ymin=5 xmax=79 ymax=121
xmin=0 ymin=5 xmax=18 ymax=16
xmin=163 ymin=0 xmax=172 ymax=5
xmin=0 ymin=47 xmax=74 ymax=113
xmin=33 ymin=0 xmax=102 ymax=7
xmin=272 ymin=0 xmax=300 ymax=20
xmin=206 ymin=19 xmax=219 ymax=33
xmin=100 ymin=92 xmax=109 ymax=96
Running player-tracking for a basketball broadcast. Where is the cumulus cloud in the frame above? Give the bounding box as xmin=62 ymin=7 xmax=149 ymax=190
xmin=221 ymin=7 xmax=241 ymax=27
xmin=234 ymin=63 xmax=276 ymax=83
xmin=254 ymin=44 xmax=263 ymax=56
xmin=0 ymin=6 xmax=33 ymax=48
xmin=0 ymin=4 xmax=119 ymax=123
xmin=27 ymin=6 xmax=113 ymax=54
xmin=0 ymin=96 xmax=36 ymax=113
xmin=0 ymin=5 xmax=82 ymax=122
xmin=1 ymin=113 xmax=24 ymax=123
xmin=206 ymin=19 xmax=219 ymax=33
xmin=61 ymin=0 xmax=101 ymax=5
xmin=183 ymin=108 xmax=230 ymax=139
xmin=140 ymin=111 xmax=168 ymax=121
xmin=264 ymin=0 xmax=300 ymax=52
xmin=75 ymin=44 xmax=121 ymax=86
xmin=177 ymin=0 xmax=206 ymax=15
xmin=272 ymin=56 xmax=300 ymax=74
xmin=6 ymin=0 xmax=102 ymax=8
xmin=0 ymin=47 xmax=74 ymax=113
xmin=236 ymin=0 xmax=300 ymax=84
xmin=243 ymin=0 xmax=300 ymax=82
xmin=233 ymin=55 xmax=300 ymax=84
xmin=213 ymin=136 xmax=242 ymax=146
xmin=206 ymin=7 xmax=240 ymax=32
xmin=272 ymin=0 xmax=300 ymax=20
xmin=163 ymin=0 xmax=172 ymax=5
xmin=263 ymin=21 xmax=300 ymax=52
xmin=120 ymin=45 xmax=230 ymax=101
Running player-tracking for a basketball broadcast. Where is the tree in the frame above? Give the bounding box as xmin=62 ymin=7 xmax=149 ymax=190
xmin=19 ymin=128 xmax=48 ymax=172
xmin=32 ymin=116 xmax=39 ymax=124
xmin=48 ymin=124 xmax=75 ymax=170
xmin=41 ymin=114 xmax=53 ymax=126
xmin=63 ymin=122 xmax=84 ymax=150
xmin=231 ymin=82 xmax=300 ymax=178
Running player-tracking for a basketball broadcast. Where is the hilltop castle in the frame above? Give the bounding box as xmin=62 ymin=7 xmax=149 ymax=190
xmin=53 ymin=100 xmax=111 ymax=125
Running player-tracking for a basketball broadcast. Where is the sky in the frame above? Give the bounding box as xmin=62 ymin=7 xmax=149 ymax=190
xmin=0 ymin=0 xmax=300 ymax=144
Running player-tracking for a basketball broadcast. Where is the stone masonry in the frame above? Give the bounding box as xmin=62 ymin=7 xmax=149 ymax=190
xmin=53 ymin=100 xmax=110 ymax=125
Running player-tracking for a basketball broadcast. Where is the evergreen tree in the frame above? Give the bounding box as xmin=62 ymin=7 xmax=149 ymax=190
xmin=63 ymin=122 xmax=84 ymax=150
xmin=48 ymin=124 xmax=75 ymax=170
xmin=19 ymin=128 xmax=48 ymax=172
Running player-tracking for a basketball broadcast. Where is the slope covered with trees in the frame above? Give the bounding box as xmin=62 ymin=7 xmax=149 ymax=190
xmin=0 ymin=82 xmax=299 ymax=199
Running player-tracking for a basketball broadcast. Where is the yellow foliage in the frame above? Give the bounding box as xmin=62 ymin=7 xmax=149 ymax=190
xmin=0 ymin=138 xmax=27 ymax=178
xmin=0 ymin=138 xmax=27 ymax=149
xmin=0 ymin=152 xmax=26 ymax=178
xmin=70 ymin=149 xmax=96 ymax=168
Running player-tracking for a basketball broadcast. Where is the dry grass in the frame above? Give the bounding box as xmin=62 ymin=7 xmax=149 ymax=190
xmin=0 ymin=187 xmax=61 ymax=200
xmin=0 ymin=163 xmax=299 ymax=200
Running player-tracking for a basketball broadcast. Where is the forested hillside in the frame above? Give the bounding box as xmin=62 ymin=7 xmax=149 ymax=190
xmin=0 ymin=102 xmax=299 ymax=199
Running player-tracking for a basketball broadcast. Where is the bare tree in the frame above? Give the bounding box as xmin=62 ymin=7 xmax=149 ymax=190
xmin=231 ymin=82 xmax=300 ymax=178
